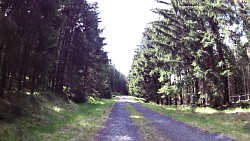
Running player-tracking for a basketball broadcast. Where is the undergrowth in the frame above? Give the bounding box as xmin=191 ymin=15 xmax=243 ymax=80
xmin=0 ymin=92 xmax=115 ymax=141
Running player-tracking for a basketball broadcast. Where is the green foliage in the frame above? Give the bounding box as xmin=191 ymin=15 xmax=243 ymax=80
xmin=0 ymin=92 xmax=115 ymax=141
xmin=158 ymin=83 xmax=177 ymax=95
xmin=128 ymin=0 xmax=250 ymax=107
xmin=0 ymin=0 xmax=127 ymax=108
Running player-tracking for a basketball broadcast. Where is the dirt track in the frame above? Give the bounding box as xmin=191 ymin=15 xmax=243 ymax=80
xmin=94 ymin=96 xmax=233 ymax=141
xmin=94 ymin=96 xmax=141 ymax=141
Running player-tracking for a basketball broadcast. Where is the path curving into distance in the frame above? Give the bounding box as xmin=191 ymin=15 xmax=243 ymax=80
xmin=94 ymin=96 xmax=233 ymax=141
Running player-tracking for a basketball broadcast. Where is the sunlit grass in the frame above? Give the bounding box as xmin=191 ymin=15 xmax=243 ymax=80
xmin=142 ymin=102 xmax=250 ymax=141
xmin=130 ymin=115 xmax=141 ymax=119
xmin=52 ymin=106 xmax=64 ymax=112
xmin=195 ymin=107 xmax=250 ymax=114
xmin=224 ymin=107 xmax=250 ymax=114
xmin=0 ymin=95 xmax=116 ymax=141
xmin=195 ymin=107 xmax=218 ymax=114
xmin=125 ymin=103 xmax=169 ymax=141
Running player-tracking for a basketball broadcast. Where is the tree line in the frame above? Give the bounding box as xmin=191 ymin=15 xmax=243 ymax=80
xmin=128 ymin=0 xmax=250 ymax=107
xmin=0 ymin=0 xmax=127 ymax=103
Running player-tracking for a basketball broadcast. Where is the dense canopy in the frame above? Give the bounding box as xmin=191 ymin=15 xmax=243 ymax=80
xmin=128 ymin=0 xmax=250 ymax=107
xmin=0 ymin=0 xmax=127 ymax=103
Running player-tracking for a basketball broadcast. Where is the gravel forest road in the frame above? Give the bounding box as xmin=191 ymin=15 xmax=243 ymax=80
xmin=94 ymin=96 xmax=233 ymax=141
xmin=94 ymin=96 xmax=141 ymax=141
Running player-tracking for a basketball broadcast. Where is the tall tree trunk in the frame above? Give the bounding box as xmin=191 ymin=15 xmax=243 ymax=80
xmin=17 ymin=66 xmax=23 ymax=91
xmin=174 ymin=96 xmax=178 ymax=105
xmin=18 ymin=41 xmax=30 ymax=91
xmin=0 ymin=55 xmax=7 ymax=97
xmin=223 ymin=75 xmax=229 ymax=104
xmin=55 ymin=19 xmax=74 ymax=93
xmin=243 ymin=66 xmax=247 ymax=98
xmin=30 ymin=68 xmax=36 ymax=95
xmin=195 ymin=78 xmax=199 ymax=103
xmin=156 ymin=94 xmax=160 ymax=105
xmin=169 ymin=96 xmax=172 ymax=105
xmin=209 ymin=17 xmax=229 ymax=105
xmin=180 ymin=89 xmax=183 ymax=105
xmin=247 ymin=65 xmax=250 ymax=100
xmin=8 ymin=69 xmax=14 ymax=91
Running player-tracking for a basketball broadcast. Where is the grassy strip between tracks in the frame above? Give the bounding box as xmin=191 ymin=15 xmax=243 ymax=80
xmin=126 ymin=103 xmax=169 ymax=141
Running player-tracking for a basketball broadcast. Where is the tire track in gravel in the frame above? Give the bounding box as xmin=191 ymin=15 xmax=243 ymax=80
xmin=130 ymin=102 xmax=233 ymax=141
xmin=94 ymin=96 xmax=141 ymax=141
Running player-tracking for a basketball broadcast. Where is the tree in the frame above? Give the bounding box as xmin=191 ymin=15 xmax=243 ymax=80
xmin=129 ymin=0 xmax=250 ymax=107
xmin=0 ymin=0 xmax=126 ymax=104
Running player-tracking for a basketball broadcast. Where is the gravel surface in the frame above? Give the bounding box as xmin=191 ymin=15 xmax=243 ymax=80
xmin=130 ymin=102 xmax=233 ymax=141
xmin=94 ymin=96 xmax=141 ymax=141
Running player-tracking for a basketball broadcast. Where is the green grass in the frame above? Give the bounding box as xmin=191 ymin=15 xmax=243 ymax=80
xmin=142 ymin=102 xmax=250 ymax=141
xmin=125 ymin=103 xmax=169 ymax=141
xmin=0 ymin=93 xmax=116 ymax=141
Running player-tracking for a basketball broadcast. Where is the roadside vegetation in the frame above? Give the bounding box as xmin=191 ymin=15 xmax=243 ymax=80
xmin=127 ymin=1 xmax=250 ymax=140
xmin=0 ymin=1 xmax=127 ymax=140
xmin=128 ymin=0 xmax=250 ymax=108
xmin=0 ymin=92 xmax=116 ymax=141
xmin=142 ymin=102 xmax=250 ymax=141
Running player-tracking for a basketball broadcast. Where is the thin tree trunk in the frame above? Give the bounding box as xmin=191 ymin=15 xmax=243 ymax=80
xmin=195 ymin=78 xmax=199 ymax=103
xmin=165 ymin=95 xmax=169 ymax=105
xmin=0 ymin=55 xmax=7 ymax=97
xmin=180 ymin=89 xmax=183 ymax=105
xmin=174 ymin=96 xmax=178 ymax=105
xmin=30 ymin=68 xmax=36 ymax=95
xmin=8 ymin=68 xmax=14 ymax=91
xmin=156 ymin=94 xmax=160 ymax=105
xmin=17 ymin=66 xmax=23 ymax=91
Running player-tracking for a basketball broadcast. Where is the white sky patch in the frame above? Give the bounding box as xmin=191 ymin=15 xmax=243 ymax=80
xmin=241 ymin=36 xmax=248 ymax=44
xmin=87 ymin=0 xmax=166 ymax=76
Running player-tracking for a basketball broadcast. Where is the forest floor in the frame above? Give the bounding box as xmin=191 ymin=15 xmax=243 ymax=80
xmin=94 ymin=96 xmax=235 ymax=141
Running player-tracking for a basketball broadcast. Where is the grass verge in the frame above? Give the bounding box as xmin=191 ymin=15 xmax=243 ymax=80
xmin=125 ymin=103 xmax=169 ymax=141
xmin=0 ymin=92 xmax=116 ymax=141
xmin=142 ymin=102 xmax=250 ymax=141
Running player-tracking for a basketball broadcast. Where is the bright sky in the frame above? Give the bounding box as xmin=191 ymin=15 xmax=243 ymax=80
xmin=87 ymin=0 xmax=164 ymax=76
